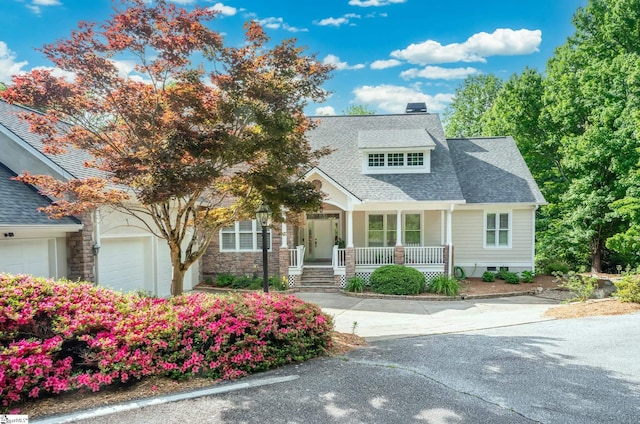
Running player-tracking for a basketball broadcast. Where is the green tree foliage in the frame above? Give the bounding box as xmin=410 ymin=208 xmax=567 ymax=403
xmin=342 ymin=104 xmax=376 ymax=115
xmin=443 ymin=74 xmax=502 ymax=138
xmin=541 ymin=0 xmax=640 ymax=272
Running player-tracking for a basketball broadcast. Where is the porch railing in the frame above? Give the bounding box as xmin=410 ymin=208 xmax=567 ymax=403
xmin=333 ymin=246 xmax=346 ymax=270
xmin=289 ymin=245 xmax=305 ymax=272
xmin=405 ymin=246 xmax=445 ymax=265
xmin=355 ymin=247 xmax=394 ymax=266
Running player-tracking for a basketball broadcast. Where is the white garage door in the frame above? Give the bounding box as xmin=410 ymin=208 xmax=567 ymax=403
xmin=98 ymin=237 xmax=148 ymax=293
xmin=0 ymin=239 xmax=51 ymax=277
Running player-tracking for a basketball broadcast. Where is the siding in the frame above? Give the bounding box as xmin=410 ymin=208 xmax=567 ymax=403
xmin=452 ymin=208 xmax=534 ymax=273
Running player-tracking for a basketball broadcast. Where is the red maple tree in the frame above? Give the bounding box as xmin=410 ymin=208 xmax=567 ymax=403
xmin=1 ymin=0 xmax=332 ymax=295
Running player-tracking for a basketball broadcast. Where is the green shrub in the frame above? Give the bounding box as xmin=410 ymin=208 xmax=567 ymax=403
xmin=520 ymin=270 xmax=535 ymax=283
xmin=216 ymin=273 xmax=235 ymax=287
xmin=428 ymin=275 xmax=460 ymax=296
xmin=502 ymin=271 xmax=520 ymax=284
xmin=543 ymin=261 xmax=570 ymax=275
xmin=495 ymin=269 xmax=509 ymax=280
xmin=345 ymin=276 xmax=366 ymax=293
xmin=369 ymin=265 xmax=426 ymax=295
xmin=555 ymin=271 xmax=596 ymax=302
xmin=614 ymin=274 xmax=640 ymax=303
xmin=482 ymin=271 xmax=496 ymax=282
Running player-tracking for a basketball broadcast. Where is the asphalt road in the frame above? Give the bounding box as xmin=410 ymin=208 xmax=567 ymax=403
xmin=61 ymin=313 xmax=640 ymax=424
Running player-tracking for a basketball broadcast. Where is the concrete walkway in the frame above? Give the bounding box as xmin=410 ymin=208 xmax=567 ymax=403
xmin=295 ymin=292 xmax=561 ymax=341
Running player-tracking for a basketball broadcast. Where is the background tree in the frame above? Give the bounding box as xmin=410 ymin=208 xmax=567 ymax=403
xmin=540 ymin=0 xmax=640 ymax=272
xmin=342 ymin=104 xmax=376 ymax=115
xmin=443 ymin=74 xmax=502 ymax=138
xmin=1 ymin=0 xmax=332 ymax=295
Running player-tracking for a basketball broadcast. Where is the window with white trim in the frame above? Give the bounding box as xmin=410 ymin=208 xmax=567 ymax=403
xmin=367 ymin=213 xmax=421 ymax=247
xmin=220 ymin=220 xmax=272 ymax=251
xmin=364 ymin=151 xmax=430 ymax=174
xmin=485 ymin=212 xmax=510 ymax=247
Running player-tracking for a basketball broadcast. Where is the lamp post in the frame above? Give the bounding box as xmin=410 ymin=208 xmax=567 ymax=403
xmin=256 ymin=202 xmax=272 ymax=293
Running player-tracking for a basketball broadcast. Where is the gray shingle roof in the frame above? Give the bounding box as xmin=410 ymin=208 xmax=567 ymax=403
xmin=0 ymin=162 xmax=80 ymax=225
xmin=447 ymin=137 xmax=546 ymax=204
xmin=0 ymin=99 xmax=100 ymax=180
xmin=307 ymin=114 xmax=465 ymax=202
xmin=357 ymin=129 xmax=436 ymax=149
xmin=306 ymin=114 xmax=545 ymax=205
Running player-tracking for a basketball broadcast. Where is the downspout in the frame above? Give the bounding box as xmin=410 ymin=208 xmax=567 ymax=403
xmin=447 ymin=206 xmax=453 ymax=277
xmin=93 ymin=208 xmax=101 ymax=285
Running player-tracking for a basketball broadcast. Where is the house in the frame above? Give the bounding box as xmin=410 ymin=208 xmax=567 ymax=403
xmin=202 ymin=104 xmax=546 ymax=287
xmin=0 ymin=99 xmax=199 ymax=296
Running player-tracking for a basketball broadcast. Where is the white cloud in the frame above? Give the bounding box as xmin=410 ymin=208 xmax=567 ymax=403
xmin=0 ymin=41 xmax=28 ymax=83
xmin=353 ymin=84 xmax=454 ymax=113
xmin=316 ymin=17 xmax=349 ymax=27
xmin=167 ymin=0 xmax=196 ymax=4
xmin=322 ymin=54 xmax=365 ymax=71
xmin=349 ymin=0 xmax=406 ymax=6
xmin=370 ymin=59 xmax=402 ymax=70
xmin=208 ymin=2 xmax=237 ymax=16
xmin=257 ymin=17 xmax=308 ymax=33
xmin=25 ymin=0 xmax=61 ymax=15
xmin=465 ymin=28 xmax=542 ymax=56
xmin=400 ymin=66 xmax=479 ymax=80
xmin=315 ymin=13 xmax=361 ymax=27
xmin=315 ymin=106 xmax=336 ymax=116
xmin=391 ymin=28 xmax=541 ymax=65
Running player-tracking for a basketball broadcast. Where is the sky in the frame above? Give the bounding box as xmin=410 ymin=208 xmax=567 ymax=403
xmin=1 ymin=0 xmax=587 ymax=116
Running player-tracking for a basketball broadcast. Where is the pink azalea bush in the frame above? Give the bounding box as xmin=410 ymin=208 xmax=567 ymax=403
xmin=0 ymin=274 xmax=333 ymax=411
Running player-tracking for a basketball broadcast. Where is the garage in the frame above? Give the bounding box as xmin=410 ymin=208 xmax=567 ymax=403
xmin=0 ymin=238 xmax=53 ymax=277
xmin=98 ymin=236 xmax=151 ymax=294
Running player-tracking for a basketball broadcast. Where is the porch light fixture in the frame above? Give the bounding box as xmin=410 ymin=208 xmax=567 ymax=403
xmin=92 ymin=243 xmax=101 ymax=256
xmin=256 ymin=202 xmax=272 ymax=293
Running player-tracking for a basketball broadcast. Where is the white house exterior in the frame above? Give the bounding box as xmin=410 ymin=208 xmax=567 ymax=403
xmin=203 ymin=108 xmax=546 ymax=287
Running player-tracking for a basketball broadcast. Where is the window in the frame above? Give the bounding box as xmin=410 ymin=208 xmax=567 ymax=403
xmin=365 ymin=151 xmax=429 ymax=173
xmin=387 ymin=153 xmax=404 ymax=167
xmin=368 ymin=153 xmax=385 ymax=167
xmin=485 ymin=212 xmax=510 ymax=247
xmin=220 ymin=220 xmax=272 ymax=251
xmin=367 ymin=213 xmax=421 ymax=247
xmin=407 ymin=153 xmax=424 ymax=166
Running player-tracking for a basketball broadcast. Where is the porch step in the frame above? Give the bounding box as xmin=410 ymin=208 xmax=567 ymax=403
xmin=298 ymin=265 xmax=339 ymax=292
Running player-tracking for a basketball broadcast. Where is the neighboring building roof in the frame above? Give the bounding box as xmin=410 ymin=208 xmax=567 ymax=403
xmin=0 ymin=162 xmax=80 ymax=226
xmin=447 ymin=137 xmax=547 ymax=204
xmin=306 ymin=113 xmax=465 ymax=202
xmin=0 ymin=99 xmax=99 ymax=180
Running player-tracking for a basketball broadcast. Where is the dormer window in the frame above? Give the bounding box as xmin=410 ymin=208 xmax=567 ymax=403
xmin=358 ymin=128 xmax=435 ymax=174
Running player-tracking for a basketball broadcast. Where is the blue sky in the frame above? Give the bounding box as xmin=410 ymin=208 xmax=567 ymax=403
xmin=1 ymin=0 xmax=586 ymax=116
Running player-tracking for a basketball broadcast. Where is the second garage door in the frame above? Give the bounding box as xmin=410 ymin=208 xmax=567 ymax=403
xmin=98 ymin=237 xmax=150 ymax=294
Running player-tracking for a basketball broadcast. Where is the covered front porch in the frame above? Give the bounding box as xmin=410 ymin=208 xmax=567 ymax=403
xmin=279 ymin=207 xmax=454 ymax=289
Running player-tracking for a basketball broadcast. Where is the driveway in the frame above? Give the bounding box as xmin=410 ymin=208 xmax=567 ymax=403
xmin=295 ymin=292 xmax=560 ymax=340
xmin=55 ymin=312 xmax=640 ymax=424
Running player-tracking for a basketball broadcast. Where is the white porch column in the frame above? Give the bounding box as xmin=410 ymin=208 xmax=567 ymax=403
xmin=281 ymin=221 xmax=288 ymax=248
xmin=396 ymin=210 xmax=402 ymax=246
xmin=346 ymin=210 xmax=354 ymax=248
xmin=447 ymin=207 xmax=453 ymax=277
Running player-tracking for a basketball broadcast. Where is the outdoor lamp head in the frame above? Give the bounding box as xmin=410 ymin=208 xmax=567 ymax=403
xmin=256 ymin=203 xmax=272 ymax=228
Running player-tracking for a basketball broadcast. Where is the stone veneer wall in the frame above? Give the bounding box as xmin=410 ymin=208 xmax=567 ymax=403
xmin=67 ymin=209 xmax=95 ymax=283
xmin=201 ymin=225 xmax=296 ymax=282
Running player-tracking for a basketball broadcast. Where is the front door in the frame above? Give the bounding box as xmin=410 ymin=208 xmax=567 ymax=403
xmin=306 ymin=219 xmax=337 ymax=261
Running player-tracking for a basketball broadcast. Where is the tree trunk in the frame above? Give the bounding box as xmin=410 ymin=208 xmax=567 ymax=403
xmin=170 ymin=243 xmax=186 ymax=296
xmin=171 ymin=265 xmax=186 ymax=296
xmin=591 ymin=238 xmax=603 ymax=273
